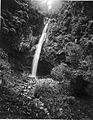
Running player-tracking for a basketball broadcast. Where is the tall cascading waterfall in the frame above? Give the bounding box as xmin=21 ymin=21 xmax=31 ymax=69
xmin=30 ymin=20 xmax=50 ymax=77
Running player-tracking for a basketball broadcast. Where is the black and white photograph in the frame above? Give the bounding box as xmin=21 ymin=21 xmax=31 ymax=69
xmin=0 ymin=0 xmax=93 ymax=119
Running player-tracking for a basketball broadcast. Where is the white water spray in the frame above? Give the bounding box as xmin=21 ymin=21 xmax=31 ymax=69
xmin=30 ymin=20 xmax=50 ymax=77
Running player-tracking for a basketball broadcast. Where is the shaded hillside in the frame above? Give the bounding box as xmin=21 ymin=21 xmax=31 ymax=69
xmin=1 ymin=0 xmax=44 ymax=72
xmin=43 ymin=1 xmax=93 ymax=66
xmin=42 ymin=1 xmax=93 ymax=97
xmin=1 ymin=0 xmax=44 ymax=52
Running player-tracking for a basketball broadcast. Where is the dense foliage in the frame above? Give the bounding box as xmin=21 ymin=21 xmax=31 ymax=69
xmin=42 ymin=1 xmax=93 ymax=96
xmin=1 ymin=0 xmax=44 ymax=72
xmin=0 ymin=0 xmax=93 ymax=119
xmin=1 ymin=0 xmax=44 ymax=53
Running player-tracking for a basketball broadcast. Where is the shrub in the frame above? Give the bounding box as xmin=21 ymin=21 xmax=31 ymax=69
xmin=51 ymin=63 xmax=72 ymax=81
xmin=63 ymin=42 xmax=82 ymax=68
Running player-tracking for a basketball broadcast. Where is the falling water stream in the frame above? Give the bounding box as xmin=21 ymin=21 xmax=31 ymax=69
xmin=29 ymin=19 xmax=50 ymax=78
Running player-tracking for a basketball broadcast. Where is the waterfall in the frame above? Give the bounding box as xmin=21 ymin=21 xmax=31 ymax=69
xmin=30 ymin=20 xmax=50 ymax=77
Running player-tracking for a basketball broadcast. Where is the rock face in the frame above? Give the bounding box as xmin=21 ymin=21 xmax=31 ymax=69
xmin=37 ymin=59 xmax=53 ymax=76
